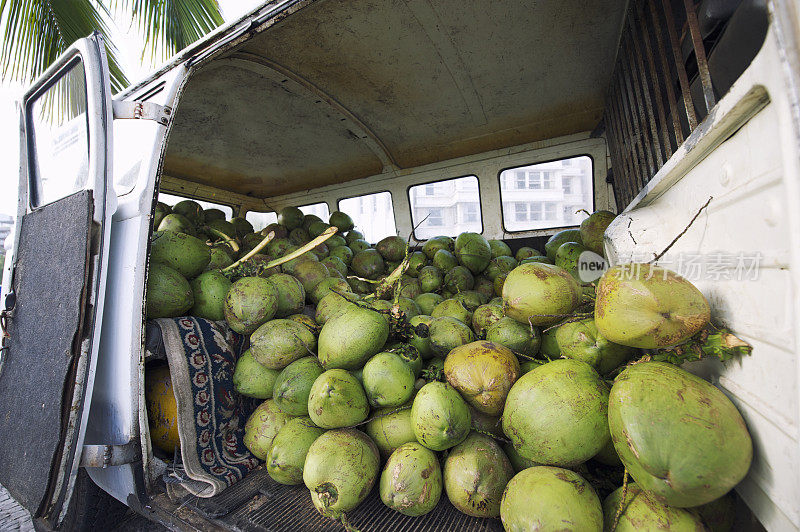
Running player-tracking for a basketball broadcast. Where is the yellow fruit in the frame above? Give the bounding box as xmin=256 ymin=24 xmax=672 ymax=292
xmin=145 ymin=365 xmax=180 ymax=454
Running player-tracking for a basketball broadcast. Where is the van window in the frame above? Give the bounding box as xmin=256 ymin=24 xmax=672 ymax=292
xmin=499 ymin=156 xmax=593 ymax=232
xmin=245 ymin=211 xmax=278 ymax=232
xmin=158 ymin=193 xmax=233 ymax=218
xmin=298 ymin=202 xmax=330 ymax=221
xmin=28 ymin=59 xmax=90 ymax=207
xmin=408 ymin=176 xmax=482 ymax=240
xmin=338 ymin=191 xmax=397 ymax=243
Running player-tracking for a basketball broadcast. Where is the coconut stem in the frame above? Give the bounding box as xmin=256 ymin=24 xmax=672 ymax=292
xmin=205 ymin=226 xmax=241 ymax=253
xmin=611 ymin=468 xmax=629 ymax=531
xmin=221 ymin=231 xmax=275 ymax=272
xmin=650 ymin=323 xmax=752 ymax=365
xmin=264 ymin=226 xmax=338 ymax=270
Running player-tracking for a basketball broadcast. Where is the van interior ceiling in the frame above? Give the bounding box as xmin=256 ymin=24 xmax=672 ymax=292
xmin=160 ymin=0 xmax=628 ymax=202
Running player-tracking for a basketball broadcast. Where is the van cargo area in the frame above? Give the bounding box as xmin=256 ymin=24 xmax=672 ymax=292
xmin=5 ymin=0 xmax=800 ymax=530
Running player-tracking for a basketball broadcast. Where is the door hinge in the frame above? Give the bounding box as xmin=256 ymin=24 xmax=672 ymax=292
xmin=80 ymin=441 xmax=140 ymax=468
xmin=112 ymin=100 xmax=171 ymax=126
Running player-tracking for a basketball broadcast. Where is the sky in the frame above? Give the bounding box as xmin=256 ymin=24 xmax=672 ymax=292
xmin=0 ymin=0 xmax=264 ymax=219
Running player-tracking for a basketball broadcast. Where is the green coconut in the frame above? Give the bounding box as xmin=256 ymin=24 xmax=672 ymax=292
xmin=315 ymin=291 xmax=359 ymax=325
xmin=444 ymin=341 xmax=520 ymax=416
xmin=544 ymin=228 xmax=583 ymax=260
xmin=307 ymin=369 xmax=369 ymax=428
xmin=422 ymin=236 xmax=454 ymax=258
xmin=276 ymin=206 xmax=303 ymax=230
xmin=414 ymin=293 xmax=444 ymax=316
xmin=443 ymin=265 xmax=475 ymax=293
xmin=310 ymin=277 xmax=351 ymax=305
xmin=503 ymin=442 xmax=538 ymax=472
xmin=272 ymin=356 xmax=325 ymax=416
xmin=431 ymin=299 xmax=473 ymax=325
xmin=540 ymin=327 xmax=560 ymax=358
xmin=321 ymin=255 xmax=347 ymax=277
xmin=454 ymin=232 xmax=492 ymax=274
xmin=223 ymin=277 xmax=279 ymax=335
xmin=485 ymin=256 xmax=518 ymax=281
xmin=471 ymin=303 xmax=504 ymax=336
xmin=303 ymin=429 xmax=380 ymax=519
xmin=230 ymin=217 xmax=254 ymax=238
xmin=380 ymin=442 xmax=442 ymax=517
xmin=351 ymin=249 xmax=386 ymax=280
xmin=207 ymin=246 xmax=234 ymax=270
xmin=157 ymin=213 xmax=196 ymax=236
xmin=408 ymin=315 xmax=435 ymax=359
xmin=349 ymin=239 xmax=371 ymax=254
xmin=452 ymin=290 xmax=482 ymax=311
xmin=555 ymin=318 xmax=635 ymax=375
xmin=502 ymin=359 xmax=610 ymax=467
xmin=365 ymin=400 xmax=417 ymax=458
xmin=514 ymin=247 xmax=542 ymax=262
xmin=432 ymin=249 xmax=458 ymax=272
xmin=329 ymin=245 xmax=354 ymax=266
xmin=292 ymin=260 xmax=330 ymax=295
xmin=289 ymin=227 xmax=310 ymax=245
xmin=318 ymin=306 xmax=389 ymax=369
xmin=188 ymin=270 xmax=230 ymax=321
xmin=580 ymin=210 xmax=616 ymax=255
xmin=266 ymin=417 xmax=325 ymax=485
xmin=329 ymin=211 xmax=354 ymax=232
xmin=243 ymin=399 xmax=295 ymax=460
xmin=146 ymin=262 xmax=193 ymax=318
xmin=429 ymin=317 xmax=475 ymax=356
xmin=603 ymin=483 xmax=706 ymax=532
xmin=376 ymin=235 xmax=407 ymax=262
xmin=233 ymin=349 xmax=279 ymax=399
xmin=362 ymin=352 xmax=416 ymax=408
xmin=502 ymin=262 xmax=582 ymax=326
xmin=172 ymin=199 xmax=203 ymax=225
xmin=595 ymin=264 xmax=711 ymax=349
xmin=153 ymin=201 xmax=171 ymax=229
xmin=555 ymin=241 xmax=590 ymax=281
xmin=150 ymin=230 xmax=211 ymax=279
xmin=500 ymin=466 xmax=602 ymax=532
xmin=267 ymin=273 xmax=306 ymax=317
xmin=489 ymin=239 xmax=512 ymax=258
xmin=418 ymin=265 xmax=444 ymax=293
xmin=608 ymin=362 xmax=752 ymax=507
xmin=411 ymin=381 xmax=471 ymax=451
xmin=308 ymin=221 xmax=331 ymax=238
xmin=406 ymin=251 xmax=428 ymax=277
xmin=250 ymin=319 xmax=317 ymax=370
xmin=444 ymin=432 xmax=514 ymax=518
xmin=485 ymin=316 xmax=540 ymax=358
xmin=202 ymin=208 xmax=226 ymax=223
xmin=473 ymin=275 xmax=495 ymax=303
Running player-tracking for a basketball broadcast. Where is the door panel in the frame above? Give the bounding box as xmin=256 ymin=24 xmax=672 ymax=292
xmin=0 ymin=33 xmax=114 ymax=525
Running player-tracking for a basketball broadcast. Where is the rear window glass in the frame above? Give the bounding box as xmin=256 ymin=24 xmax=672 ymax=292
xmin=299 ymin=202 xmax=330 ymax=221
xmin=498 ymin=156 xmax=593 ymax=232
xmin=338 ymin=192 xmax=397 ymax=243
xmin=408 ymin=176 xmax=482 ymax=240
xmin=246 ymin=211 xmax=278 ymax=232
xmin=159 ymin=193 xmax=233 ymax=218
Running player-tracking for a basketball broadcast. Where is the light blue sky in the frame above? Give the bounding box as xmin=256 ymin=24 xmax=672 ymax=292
xmin=0 ymin=0 xmax=265 ymax=218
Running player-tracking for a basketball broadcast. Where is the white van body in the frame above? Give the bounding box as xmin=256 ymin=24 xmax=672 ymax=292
xmin=1 ymin=0 xmax=798 ymax=529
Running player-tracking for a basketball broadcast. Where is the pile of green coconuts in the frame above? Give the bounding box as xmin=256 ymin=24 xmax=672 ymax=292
xmin=145 ymin=200 xmax=753 ymax=531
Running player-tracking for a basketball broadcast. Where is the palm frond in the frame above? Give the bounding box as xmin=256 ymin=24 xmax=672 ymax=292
xmin=113 ymin=0 xmax=223 ymax=62
xmin=0 ymin=0 xmax=129 ymax=92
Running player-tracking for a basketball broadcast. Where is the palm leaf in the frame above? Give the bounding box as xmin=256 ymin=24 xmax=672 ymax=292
xmin=0 ymin=0 xmax=128 ymax=92
xmin=113 ymin=0 xmax=223 ymax=62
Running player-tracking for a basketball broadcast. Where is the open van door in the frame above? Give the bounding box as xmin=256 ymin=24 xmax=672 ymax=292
xmin=0 ymin=33 xmax=114 ymax=528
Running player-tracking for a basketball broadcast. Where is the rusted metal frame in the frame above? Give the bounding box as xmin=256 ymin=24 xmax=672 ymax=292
xmin=603 ymin=104 xmax=627 ymax=207
xmin=620 ymin=25 xmax=656 ymax=188
xmin=660 ymin=0 xmax=698 ymax=129
xmin=614 ymin=69 xmax=644 ymax=203
xmin=605 ymin=77 xmax=636 ymax=205
xmin=634 ymin=0 xmax=673 ymax=159
xmin=627 ymin=8 xmax=665 ymax=170
xmin=682 ymin=0 xmax=716 ymax=113
xmin=648 ymin=0 xmax=685 ymax=146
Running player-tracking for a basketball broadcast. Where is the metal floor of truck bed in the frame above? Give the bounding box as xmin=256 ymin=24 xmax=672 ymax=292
xmin=153 ymin=466 xmax=503 ymax=532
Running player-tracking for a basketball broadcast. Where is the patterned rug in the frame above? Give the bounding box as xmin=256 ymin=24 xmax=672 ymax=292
xmin=151 ymin=317 xmax=260 ymax=498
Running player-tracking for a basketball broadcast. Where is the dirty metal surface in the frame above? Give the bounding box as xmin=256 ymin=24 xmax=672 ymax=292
xmin=0 ymin=191 xmax=93 ymax=516
xmin=164 ymin=0 xmax=627 ymax=199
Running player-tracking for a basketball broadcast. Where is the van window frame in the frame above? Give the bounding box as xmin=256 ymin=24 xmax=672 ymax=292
xmin=406 ymin=174 xmax=484 ymax=240
xmin=336 ymin=190 xmax=398 ymax=240
xmin=496 ymin=154 xmax=595 ymax=234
